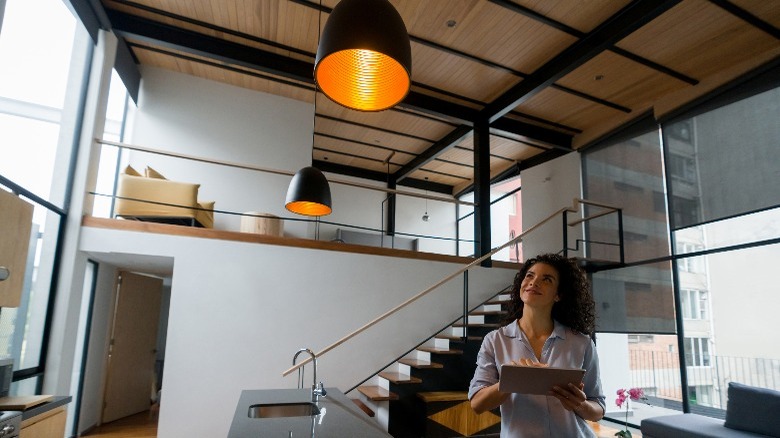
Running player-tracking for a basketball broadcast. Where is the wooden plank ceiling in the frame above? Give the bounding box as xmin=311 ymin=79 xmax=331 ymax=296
xmin=97 ymin=0 xmax=780 ymax=195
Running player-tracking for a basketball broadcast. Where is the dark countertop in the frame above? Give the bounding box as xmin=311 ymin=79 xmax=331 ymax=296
xmin=22 ymin=396 xmax=72 ymax=421
xmin=228 ymin=388 xmax=391 ymax=438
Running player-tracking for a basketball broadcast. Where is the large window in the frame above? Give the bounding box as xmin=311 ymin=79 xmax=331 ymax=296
xmin=0 ymin=0 xmax=91 ymax=392
xmin=584 ymin=78 xmax=780 ymax=426
xmin=456 ymin=177 xmax=522 ymax=261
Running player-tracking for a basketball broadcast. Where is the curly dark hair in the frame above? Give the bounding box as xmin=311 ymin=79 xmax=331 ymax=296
xmin=502 ymin=253 xmax=596 ymax=336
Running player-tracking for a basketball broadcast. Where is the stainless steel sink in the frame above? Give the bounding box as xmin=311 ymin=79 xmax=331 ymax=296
xmin=248 ymin=402 xmax=321 ymax=418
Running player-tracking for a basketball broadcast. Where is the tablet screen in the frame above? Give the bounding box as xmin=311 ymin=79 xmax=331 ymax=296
xmin=498 ymin=365 xmax=586 ymax=395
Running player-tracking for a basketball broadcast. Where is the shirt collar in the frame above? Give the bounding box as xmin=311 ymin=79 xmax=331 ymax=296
xmin=503 ymin=318 xmax=568 ymax=340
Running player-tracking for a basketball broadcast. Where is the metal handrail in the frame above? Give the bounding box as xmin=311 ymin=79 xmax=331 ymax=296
xmin=95 ymin=138 xmax=476 ymax=206
xmin=282 ymin=200 xmax=583 ymax=377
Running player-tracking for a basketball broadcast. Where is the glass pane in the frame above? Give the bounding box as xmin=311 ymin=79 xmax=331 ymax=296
xmin=0 ymin=114 xmax=60 ymax=201
xmin=666 ymin=87 xmax=780 ymax=229
xmin=457 ymin=178 xmax=522 ymax=260
xmin=10 ymin=376 xmax=39 ymax=396
xmin=0 ymin=0 xmax=76 ymax=107
xmin=582 ymin=129 xmax=670 ymax=263
xmin=599 ymin=333 xmax=683 ymax=425
xmin=0 ymin=200 xmax=61 ymax=371
xmin=677 ymin=241 xmax=780 ymax=416
xmin=592 ymin=261 xmax=676 ymax=334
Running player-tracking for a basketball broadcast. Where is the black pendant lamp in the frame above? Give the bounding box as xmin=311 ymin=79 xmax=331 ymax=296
xmin=285 ymin=166 xmax=332 ymax=216
xmin=314 ymin=0 xmax=412 ymax=112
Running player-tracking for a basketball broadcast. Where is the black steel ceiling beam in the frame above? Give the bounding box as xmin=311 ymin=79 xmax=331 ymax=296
xmin=312 ymin=147 xmax=477 ymax=181
xmin=315 ymin=132 xmax=417 ymax=157
xmin=490 ymin=0 xmax=697 ymax=86
xmin=491 ymin=118 xmax=572 ymax=149
xmin=66 ymin=0 xmax=111 ymax=42
xmin=609 ymin=47 xmax=698 ymax=85
xmin=313 ymin=160 xmax=454 ymax=195
xmin=108 ymin=9 xmax=569 ymax=147
xmin=709 ymin=0 xmax=780 ymax=40
xmin=316 ymin=113 xmax=437 ymax=143
xmin=394 ymin=125 xmax=473 ymax=182
xmin=412 ymin=79 xmax=584 ymax=134
xmin=482 ymin=0 xmax=682 ymax=123
xmin=453 ymin=148 xmax=571 ymax=198
xmin=108 ymin=9 xmax=314 ymax=83
xmin=109 ymin=0 xmax=314 ymax=57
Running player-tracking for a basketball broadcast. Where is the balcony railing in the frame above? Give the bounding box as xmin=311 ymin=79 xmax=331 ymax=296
xmin=630 ymin=350 xmax=780 ymax=411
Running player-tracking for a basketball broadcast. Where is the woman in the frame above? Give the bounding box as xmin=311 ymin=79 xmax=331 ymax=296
xmin=469 ymin=253 xmax=605 ymax=437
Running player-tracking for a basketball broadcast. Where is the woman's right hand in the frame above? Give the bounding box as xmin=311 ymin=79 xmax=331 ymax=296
xmin=510 ymin=358 xmax=549 ymax=367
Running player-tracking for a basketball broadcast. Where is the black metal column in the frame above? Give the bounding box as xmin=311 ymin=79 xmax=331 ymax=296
xmin=473 ymin=118 xmax=492 ymax=267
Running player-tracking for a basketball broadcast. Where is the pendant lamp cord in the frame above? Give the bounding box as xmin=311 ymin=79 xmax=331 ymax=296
xmin=312 ymin=0 xmax=322 ymax=153
xmin=312 ymin=0 xmax=322 ymax=241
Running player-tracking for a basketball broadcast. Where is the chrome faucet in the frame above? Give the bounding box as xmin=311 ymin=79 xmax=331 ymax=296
xmin=293 ymin=348 xmax=327 ymax=401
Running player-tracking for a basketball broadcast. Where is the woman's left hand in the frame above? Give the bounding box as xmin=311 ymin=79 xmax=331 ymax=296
xmin=550 ymin=382 xmax=587 ymax=413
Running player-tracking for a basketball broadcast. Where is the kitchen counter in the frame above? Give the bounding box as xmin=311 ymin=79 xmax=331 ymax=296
xmin=21 ymin=396 xmax=72 ymax=421
xmin=228 ymin=388 xmax=390 ymax=437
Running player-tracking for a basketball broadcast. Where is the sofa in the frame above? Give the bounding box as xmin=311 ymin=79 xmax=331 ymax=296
xmin=114 ymin=165 xmax=215 ymax=228
xmin=641 ymin=382 xmax=780 ymax=437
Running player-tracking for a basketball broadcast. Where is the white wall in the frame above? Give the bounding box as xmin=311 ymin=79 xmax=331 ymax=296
xmin=123 ymin=68 xmax=458 ymax=245
xmin=521 ymin=152 xmax=584 ymax=258
xmin=126 ymin=67 xmax=312 ymax=235
xmin=78 ymin=226 xmax=516 ymax=437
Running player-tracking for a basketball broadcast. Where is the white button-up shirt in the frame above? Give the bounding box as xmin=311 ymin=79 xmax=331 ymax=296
xmin=468 ymin=320 xmax=605 ymax=437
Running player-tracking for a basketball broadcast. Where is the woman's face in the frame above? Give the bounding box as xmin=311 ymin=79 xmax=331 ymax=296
xmin=519 ymin=262 xmax=560 ymax=310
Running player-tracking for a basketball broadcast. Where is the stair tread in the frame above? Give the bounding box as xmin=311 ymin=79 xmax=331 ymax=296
xmin=378 ymin=371 xmax=423 ymax=384
xmin=417 ymin=346 xmax=463 ymax=355
xmin=417 ymin=391 xmax=469 ymax=403
xmin=486 ymin=299 xmax=510 ymax=305
xmin=435 ymin=335 xmax=482 ymax=342
xmin=398 ymin=358 xmax=444 ymax=369
xmin=452 ymin=322 xmax=500 ymax=328
xmin=469 ymin=310 xmax=507 ymax=316
xmin=357 ymin=385 xmax=399 ymax=401
xmin=351 ymin=398 xmax=375 ymax=417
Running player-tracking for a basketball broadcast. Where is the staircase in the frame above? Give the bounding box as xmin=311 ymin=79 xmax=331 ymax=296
xmin=351 ymin=288 xmax=512 ymax=438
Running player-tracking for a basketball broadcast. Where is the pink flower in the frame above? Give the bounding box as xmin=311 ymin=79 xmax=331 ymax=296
xmin=614 ymin=388 xmax=652 ymax=437
xmin=628 ymin=388 xmax=644 ymax=400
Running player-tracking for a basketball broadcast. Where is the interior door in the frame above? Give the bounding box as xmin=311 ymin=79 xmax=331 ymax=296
xmin=102 ymin=270 xmax=163 ymax=423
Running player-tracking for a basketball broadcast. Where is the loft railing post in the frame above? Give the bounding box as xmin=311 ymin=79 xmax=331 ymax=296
xmin=562 ymin=210 xmax=569 ymax=257
xmin=462 ymin=271 xmax=469 ymax=342
xmin=617 ymin=208 xmax=625 ymax=264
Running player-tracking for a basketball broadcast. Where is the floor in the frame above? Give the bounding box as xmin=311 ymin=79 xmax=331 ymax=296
xmin=78 ymin=411 xmax=639 ymax=437
xmin=81 ymin=411 xmax=157 ymax=438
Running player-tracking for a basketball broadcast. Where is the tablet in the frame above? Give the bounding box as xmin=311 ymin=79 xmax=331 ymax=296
xmin=498 ymin=364 xmax=586 ymax=395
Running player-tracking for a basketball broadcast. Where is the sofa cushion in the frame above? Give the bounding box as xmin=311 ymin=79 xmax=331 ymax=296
xmin=724 ymin=382 xmax=780 ymax=437
xmin=124 ymin=164 xmax=142 ymax=176
xmin=145 ymin=165 xmax=167 ymax=179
